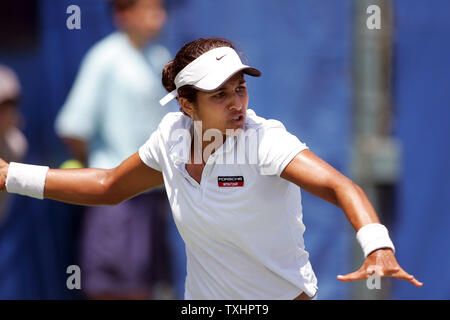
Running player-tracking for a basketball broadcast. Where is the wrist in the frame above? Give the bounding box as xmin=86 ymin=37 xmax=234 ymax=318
xmin=356 ymin=223 xmax=395 ymax=258
xmin=5 ymin=162 xmax=49 ymax=199
xmin=367 ymin=247 xmax=394 ymax=257
xmin=0 ymin=163 xmax=9 ymax=190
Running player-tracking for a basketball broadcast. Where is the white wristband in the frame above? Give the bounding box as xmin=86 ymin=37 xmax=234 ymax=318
xmin=5 ymin=162 xmax=49 ymax=200
xmin=356 ymin=223 xmax=395 ymax=258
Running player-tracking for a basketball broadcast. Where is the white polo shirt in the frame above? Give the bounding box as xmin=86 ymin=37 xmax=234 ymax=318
xmin=139 ymin=109 xmax=318 ymax=299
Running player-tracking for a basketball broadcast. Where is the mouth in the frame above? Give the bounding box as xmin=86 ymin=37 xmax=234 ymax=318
xmin=230 ymin=114 xmax=244 ymax=122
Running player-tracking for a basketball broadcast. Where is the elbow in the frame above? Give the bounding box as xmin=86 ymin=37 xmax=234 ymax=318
xmin=335 ymin=176 xmax=363 ymax=193
xmin=332 ymin=177 xmax=365 ymax=207
xmin=347 ymin=180 xmax=366 ymax=198
xmin=100 ymin=169 xmax=126 ymax=206
xmin=350 ymin=181 xmax=365 ymax=196
xmin=103 ymin=194 xmax=125 ymax=206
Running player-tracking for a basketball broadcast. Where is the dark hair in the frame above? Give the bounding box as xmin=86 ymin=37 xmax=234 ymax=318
xmin=161 ymin=38 xmax=235 ymax=104
xmin=110 ymin=0 xmax=139 ymax=12
xmin=0 ymin=98 xmax=19 ymax=109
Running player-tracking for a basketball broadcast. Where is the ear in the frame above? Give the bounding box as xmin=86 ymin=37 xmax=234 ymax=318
xmin=178 ymin=97 xmax=196 ymax=118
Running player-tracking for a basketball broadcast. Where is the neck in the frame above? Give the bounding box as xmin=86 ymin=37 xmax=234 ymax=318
xmin=191 ymin=129 xmax=227 ymax=165
xmin=126 ymin=32 xmax=149 ymax=49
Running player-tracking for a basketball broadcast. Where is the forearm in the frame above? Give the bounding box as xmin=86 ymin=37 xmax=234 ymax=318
xmin=2 ymin=153 xmax=163 ymax=207
xmin=44 ymin=167 xmax=117 ymax=206
xmin=333 ymin=180 xmax=380 ymax=231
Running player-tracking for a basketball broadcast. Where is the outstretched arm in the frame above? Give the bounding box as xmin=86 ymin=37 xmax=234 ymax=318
xmin=281 ymin=149 xmax=423 ymax=287
xmin=0 ymin=152 xmax=164 ymax=206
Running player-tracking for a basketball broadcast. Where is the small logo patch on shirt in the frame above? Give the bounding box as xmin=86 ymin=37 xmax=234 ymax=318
xmin=218 ymin=176 xmax=244 ymax=187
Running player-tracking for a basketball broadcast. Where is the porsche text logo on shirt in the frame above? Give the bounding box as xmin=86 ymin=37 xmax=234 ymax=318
xmin=218 ymin=176 xmax=244 ymax=187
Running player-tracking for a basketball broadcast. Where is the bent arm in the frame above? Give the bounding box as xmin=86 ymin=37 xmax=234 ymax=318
xmin=0 ymin=152 xmax=164 ymax=206
xmin=280 ymin=149 xmax=379 ymax=230
xmin=281 ymin=149 xmax=423 ymax=287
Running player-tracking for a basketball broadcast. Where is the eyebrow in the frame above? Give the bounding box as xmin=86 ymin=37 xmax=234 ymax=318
xmin=214 ymin=79 xmax=246 ymax=92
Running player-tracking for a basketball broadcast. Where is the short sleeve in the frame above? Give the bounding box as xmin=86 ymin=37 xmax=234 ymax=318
xmin=55 ymin=50 xmax=105 ymax=140
xmin=257 ymin=123 xmax=309 ymax=176
xmin=138 ymin=129 xmax=162 ymax=172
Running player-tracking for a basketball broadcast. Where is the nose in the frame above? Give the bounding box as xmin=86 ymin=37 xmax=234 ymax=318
xmin=227 ymin=93 xmax=243 ymax=111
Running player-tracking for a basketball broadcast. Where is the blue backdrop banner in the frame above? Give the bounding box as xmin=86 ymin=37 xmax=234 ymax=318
xmin=392 ymin=0 xmax=450 ymax=300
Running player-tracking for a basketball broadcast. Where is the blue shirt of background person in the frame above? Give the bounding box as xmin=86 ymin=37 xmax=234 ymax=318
xmin=55 ymin=31 xmax=170 ymax=169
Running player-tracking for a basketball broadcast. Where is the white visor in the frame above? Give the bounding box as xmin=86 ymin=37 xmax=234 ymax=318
xmin=159 ymin=47 xmax=261 ymax=106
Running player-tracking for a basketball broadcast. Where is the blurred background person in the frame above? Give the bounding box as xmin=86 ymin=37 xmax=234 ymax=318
xmin=0 ymin=65 xmax=28 ymax=222
xmin=54 ymin=0 xmax=173 ymax=299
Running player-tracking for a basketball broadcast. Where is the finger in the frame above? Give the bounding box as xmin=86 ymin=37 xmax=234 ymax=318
xmin=412 ymin=278 xmax=423 ymax=287
xmin=337 ymin=270 xmax=367 ymax=282
xmin=367 ymin=265 xmax=400 ymax=277
xmin=394 ymin=270 xmax=423 ymax=287
xmin=403 ymin=274 xmax=423 ymax=287
xmin=381 ymin=266 xmax=401 ymax=277
xmin=408 ymin=277 xmax=423 ymax=287
xmin=366 ymin=265 xmax=385 ymax=277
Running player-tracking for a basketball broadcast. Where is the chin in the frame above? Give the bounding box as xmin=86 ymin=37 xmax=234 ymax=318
xmin=225 ymin=124 xmax=244 ymax=136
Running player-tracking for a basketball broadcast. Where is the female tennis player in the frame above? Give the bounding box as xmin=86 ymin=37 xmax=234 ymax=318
xmin=0 ymin=38 xmax=422 ymax=300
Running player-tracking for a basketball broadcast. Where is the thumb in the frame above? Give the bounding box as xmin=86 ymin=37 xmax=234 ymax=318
xmin=337 ymin=269 xmax=365 ymax=282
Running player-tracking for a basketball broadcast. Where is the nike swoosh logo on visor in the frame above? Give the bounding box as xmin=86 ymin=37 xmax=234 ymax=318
xmin=216 ymin=54 xmax=226 ymax=60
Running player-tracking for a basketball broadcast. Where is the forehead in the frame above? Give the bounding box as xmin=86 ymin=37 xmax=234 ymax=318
xmin=217 ymin=72 xmax=245 ymax=90
xmin=134 ymin=0 xmax=162 ymax=9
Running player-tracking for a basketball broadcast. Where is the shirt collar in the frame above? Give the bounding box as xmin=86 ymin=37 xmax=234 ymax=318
xmin=168 ymin=115 xmax=239 ymax=166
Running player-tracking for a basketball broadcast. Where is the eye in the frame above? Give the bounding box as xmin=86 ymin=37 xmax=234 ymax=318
xmin=236 ymin=86 xmax=247 ymax=93
xmin=213 ymin=92 xmax=225 ymax=99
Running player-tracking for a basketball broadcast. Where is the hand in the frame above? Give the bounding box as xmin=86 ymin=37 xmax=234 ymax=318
xmin=337 ymin=248 xmax=423 ymax=287
xmin=0 ymin=158 xmax=9 ymax=191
